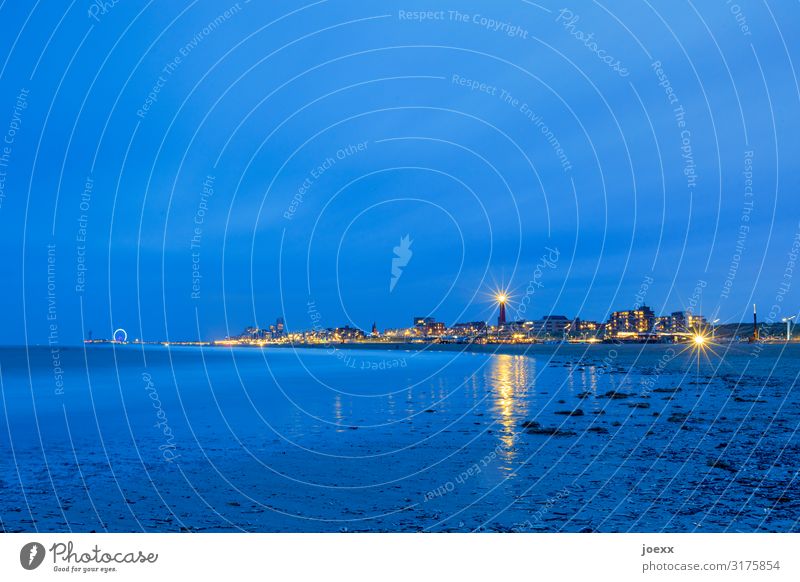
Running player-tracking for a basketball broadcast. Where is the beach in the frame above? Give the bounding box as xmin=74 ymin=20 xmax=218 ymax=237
xmin=1 ymin=343 xmax=798 ymax=532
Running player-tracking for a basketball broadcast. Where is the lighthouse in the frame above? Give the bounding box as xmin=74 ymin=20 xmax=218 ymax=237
xmin=496 ymin=293 xmax=508 ymax=327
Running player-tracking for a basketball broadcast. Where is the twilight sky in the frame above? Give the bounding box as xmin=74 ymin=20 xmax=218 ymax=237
xmin=0 ymin=0 xmax=798 ymax=344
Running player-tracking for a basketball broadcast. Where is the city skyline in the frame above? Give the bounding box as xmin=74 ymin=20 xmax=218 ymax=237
xmin=72 ymin=272 xmax=800 ymax=344
xmin=90 ymin=294 xmax=797 ymax=346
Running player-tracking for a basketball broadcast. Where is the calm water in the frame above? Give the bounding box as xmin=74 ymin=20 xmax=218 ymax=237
xmin=1 ymin=343 xmax=798 ymax=532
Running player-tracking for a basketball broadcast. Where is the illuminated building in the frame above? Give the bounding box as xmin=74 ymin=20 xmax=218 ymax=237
xmin=569 ymin=318 xmax=602 ymax=339
xmin=450 ymin=321 xmax=487 ymax=335
xmin=241 ymin=326 xmax=264 ymax=340
xmin=414 ymin=317 xmax=445 ymax=336
xmin=331 ymin=325 xmax=365 ymax=341
xmin=426 ymin=322 xmax=446 ymax=336
xmin=530 ymin=315 xmax=570 ymax=337
xmin=268 ymin=317 xmax=286 ymax=338
xmin=654 ymin=316 xmax=670 ymax=332
xmin=671 ymin=311 xmax=706 ymax=332
xmin=685 ymin=314 xmax=706 ymax=332
xmin=606 ymin=305 xmax=655 ymax=336
xmin=654 ymin=311 xmax=707 ymax=334
xmin=447 ymin=321 xmax=488 ymax=342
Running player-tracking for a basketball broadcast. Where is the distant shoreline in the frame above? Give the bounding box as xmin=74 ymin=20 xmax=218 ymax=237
xmin=85 ymin=339 xmax=770 ymax=355
xmin=253 ymin=340 xmax=754 ymax=357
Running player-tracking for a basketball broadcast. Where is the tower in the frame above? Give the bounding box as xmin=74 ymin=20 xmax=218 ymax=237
xmin=752 ymin=304 xmax=759 ymax=342
xmin=496 ymin=293 xmax=507 ymax=327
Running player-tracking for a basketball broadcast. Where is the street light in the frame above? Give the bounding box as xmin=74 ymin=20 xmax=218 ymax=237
xmin=710 ymin=318 xmax=720 ymax=339
xmin=782 ymin=315 xmax=796 ymax=342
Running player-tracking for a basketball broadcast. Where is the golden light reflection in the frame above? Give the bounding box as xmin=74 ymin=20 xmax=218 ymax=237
xmin=487 ymin=354 xmax=530 ymax=464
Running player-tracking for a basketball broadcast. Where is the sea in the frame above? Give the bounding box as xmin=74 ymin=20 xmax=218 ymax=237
xmin=1 ymin=342 xmax=798 ymax=532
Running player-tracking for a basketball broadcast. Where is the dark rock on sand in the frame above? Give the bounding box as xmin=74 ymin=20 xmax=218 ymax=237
xmin=555 ymin=409 xmax=585 ymax=417
xmin=667 ymin=412 xmax=689 ymax=423
xmin=587 ymin=426 xmax=609 ymax=434
xmin=525 ymin=425 xmax=577 ymax=437
xmin=600 ymin=390 xmax=633 ymax=399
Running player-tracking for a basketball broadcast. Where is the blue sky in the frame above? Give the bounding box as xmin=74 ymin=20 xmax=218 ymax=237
xmin=0 ymin=1 xmax=798 ymax=343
